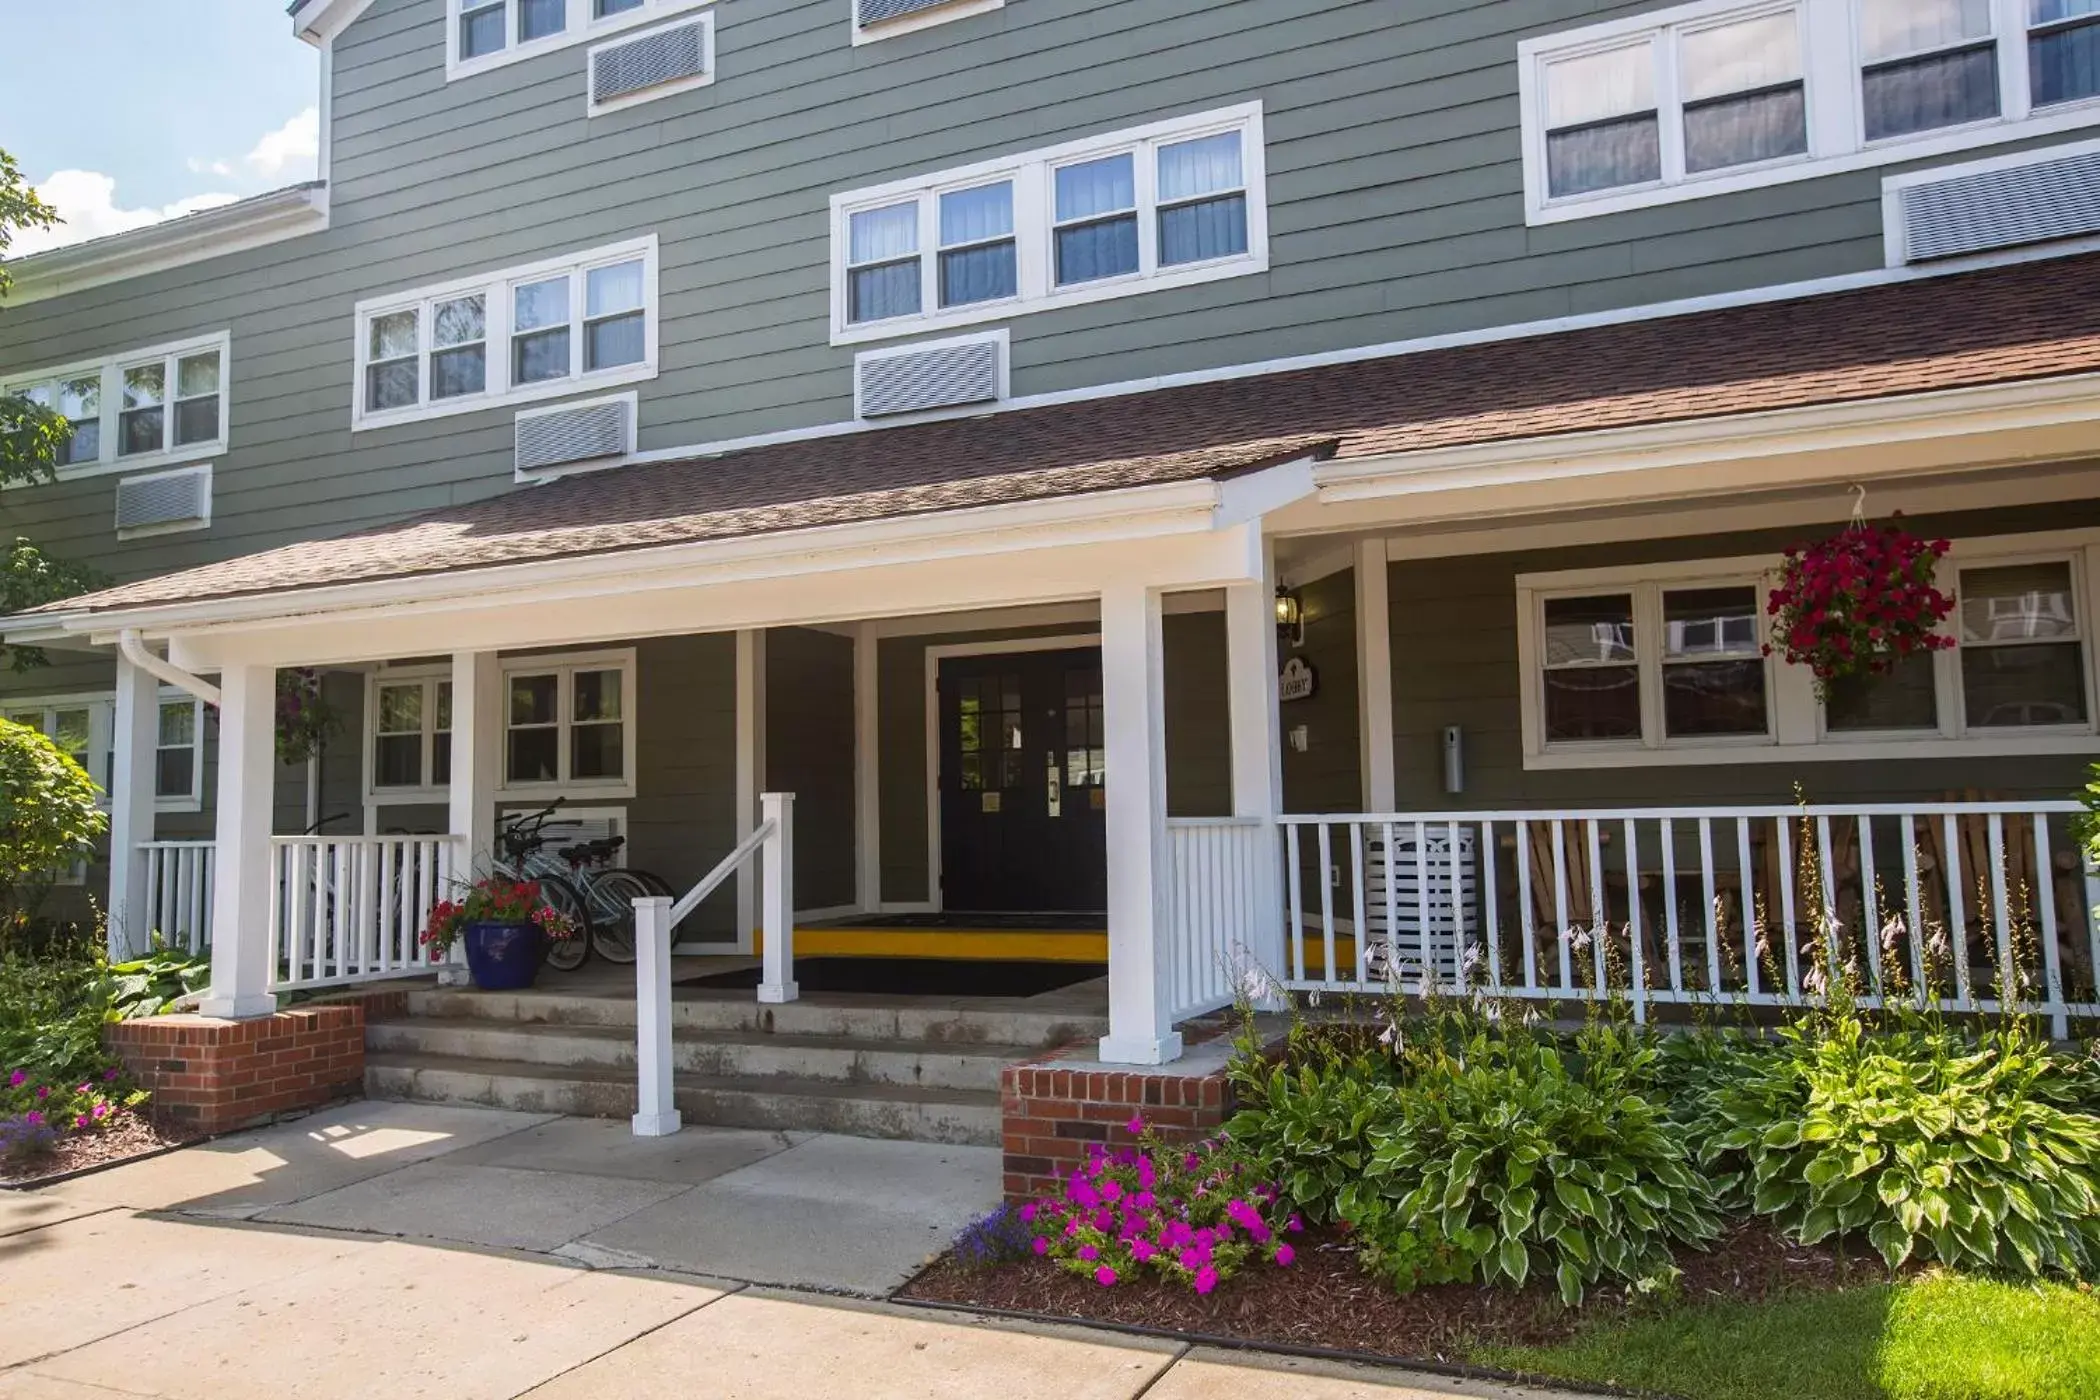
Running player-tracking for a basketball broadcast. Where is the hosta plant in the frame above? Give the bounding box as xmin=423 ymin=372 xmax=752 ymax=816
xmin=1686 ymin=1011 xmax=2100 ymax=1277
xmin=1342 ymin=1024 xmax=1720 ymax=1305
xmin=1223 ymin=1047 xmax=1400 ymax=1225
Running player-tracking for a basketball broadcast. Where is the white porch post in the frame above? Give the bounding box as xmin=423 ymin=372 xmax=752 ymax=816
xmin=1099 ymin=582 xmax=1182 ymax=1066
xmin=198 ymin=663 xmax=277 ymax=1019
xmin=735 ymin=629 xmax=766 ymax=952
xmin=448 ymin=650 xmax=500 ymax=870
xmin=106 ymin=653 xmax=160 ymax=959
xmin=1354 ymin=537 xmax=1397 ymax=812
xmin=632 ymin=895 xmax=681 ymax=1137
xmin=1226 ymin=567 xmax=1288 ymax=981
xmin=853 ymin=623 xmax=881 ymax=914
xmin=757 ymin=791 xmax=798 ymax=1004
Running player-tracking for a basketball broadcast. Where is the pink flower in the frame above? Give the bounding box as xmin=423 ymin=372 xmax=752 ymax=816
xmin=1078 ymin=1244 xmax=1099 ymax=1262
xmin=1194 ymin=1265 xmax=1219 ymax=1295
xmin=6 ymin=1070 xmax=24 ymax=1088
xmin=1274 ymin=1244 xmax=1296 ymax=1267
xmin=1100 ymin=1179 xmax=1123 ymax=1202
xmin=1094 ymin=1265 xmax=1118 ymax=1288
xmin=1132 ymin=1191 xmax=1155 ymax=1211
xmin=1032 ymin=1237 xmax=1050 ymax=1256
xmin=1131 ymin=1239 xmax=1157 ymax=1263
xmin=1019 ymin=1203 xmax=1038 ymax=1223
xmin=1125 ymin=1114 xmax=1146 ymax=1136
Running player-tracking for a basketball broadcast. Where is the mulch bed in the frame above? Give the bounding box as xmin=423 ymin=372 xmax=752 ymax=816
xmin=900 ymin=1222 xmax=1886 ymax=1364
xmin=0 ymin=1113 xmax=205 ymax=1188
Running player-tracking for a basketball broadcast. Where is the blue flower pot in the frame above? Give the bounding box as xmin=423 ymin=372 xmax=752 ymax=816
xmin=462 ymin=921 xmax=543 ymax=991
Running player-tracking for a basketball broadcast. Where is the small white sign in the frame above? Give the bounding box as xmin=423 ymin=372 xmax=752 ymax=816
xmin=1280 ymin=656 xmax=1318 ymax=703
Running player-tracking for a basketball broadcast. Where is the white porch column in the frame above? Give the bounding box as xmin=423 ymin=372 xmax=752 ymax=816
xmin=853 ymin=623 xmax=881 ymax=914
xmin=106 ymin=653 xmax=160 ymax=959
xmin=734 ymin=629 xmax=766 ymax=952
xmin=449 ymin=650 xmax=500 ymax=870
xmin=1225 ymin=568 xmax=1287 ymax=981
xmin=631 ymin=895 xmax=681 ymax=1137
xmin=757 ymin=792 xmax=799 ymax=1004
xmin=1099 ymin=582 xmax=1182 ymax=1066
xmin=198 ymin=663 xmax=277 ymax=1019
xmin=1354 ymin=537 xmax=1396 ymax=812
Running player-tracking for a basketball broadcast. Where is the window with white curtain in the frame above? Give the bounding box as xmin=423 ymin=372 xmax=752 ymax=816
xmin=352 ymin=237 xmax=658 ymax=429
xmin=1 ymin=333 xmax=230 ymax=479
xmin=1522 ymin=0 xmax=2100 ymax=223
xmin=448 ymin=0 xmax=710 ymax=79
xmin=1517 ymin=533 xmax=2100 ymax=769
xmin=831 ymin=105 xmax=1267 ymax=343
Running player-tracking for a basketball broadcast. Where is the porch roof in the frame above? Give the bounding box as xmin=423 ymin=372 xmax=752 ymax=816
xmin=22 ymin=249 xmax=2100 ymax=621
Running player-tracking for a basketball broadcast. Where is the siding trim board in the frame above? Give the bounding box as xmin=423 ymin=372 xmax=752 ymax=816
xmin=1518 ymin=0 xmax=2100 ymax=226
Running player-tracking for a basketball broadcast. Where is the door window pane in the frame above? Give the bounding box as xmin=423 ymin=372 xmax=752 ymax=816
xmin=1680 ymin=12 xmax=1808 ymax=173
xmin=1543 ymin=42 xmax=1661 ymax=197
xmin=120 ymin=364 xmax=166 ymax=456
xmin=1054 ymin=153 xmax=1139 ymax=285
xmin=2031 ymin=0 xmax=2100 ymax=106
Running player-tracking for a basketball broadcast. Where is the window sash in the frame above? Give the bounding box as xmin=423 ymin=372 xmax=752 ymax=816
xmin=1536 ymin=581 xmax=1775 ymax=749
xmin=366 ymin=675 xmax=455 ymax=799
xmin=497 ymin=657 xmax=634 ymax=791
xmin=7 ymin=341 xmax=228 ymax=470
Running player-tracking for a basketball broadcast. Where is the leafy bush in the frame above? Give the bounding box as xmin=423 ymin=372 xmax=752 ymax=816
xmin=0 ymin=939 xmax=114 ymax=1087
xmin=106 ymin=946 xmax=211 ymax=1019
xmin=0 ymin=717 xmax=107 ymax=919
xmin=1341 ymin=1022 xmax=1721 ymax=1305
xmin=1024 ymin=1118 xmax=1302 ymax=1292
xmin=1224 ymin=1039 xmax=1400 ymax=1224
xmin=1682 ymin=1010 xmax=2100 ymax=1278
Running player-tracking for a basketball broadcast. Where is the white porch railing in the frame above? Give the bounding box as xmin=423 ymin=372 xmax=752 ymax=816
xmin=631 ymin=792 xmax=796 ymax=1137
xmin=269 ymin=835 xmax=461 ymax=992
xmin=1274 ymin=803 xmax=2100 ymax=1038
xmin=138 ymin=840 xmax=216 ymax=956
xmin=1164 ymin=818 xmax=1278 ymax=1021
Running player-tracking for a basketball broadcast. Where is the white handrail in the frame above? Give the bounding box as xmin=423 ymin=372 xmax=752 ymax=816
xmin=669 ymin=818 xmax=777 ymax=927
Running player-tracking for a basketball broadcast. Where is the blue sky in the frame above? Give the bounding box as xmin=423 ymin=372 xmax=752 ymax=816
xmin=1 ymin=3 xmax=321 ymax=255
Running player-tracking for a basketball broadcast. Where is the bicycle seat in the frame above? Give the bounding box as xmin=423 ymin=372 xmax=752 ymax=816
xmin=559 ymin=836 xmax=625 ymax=865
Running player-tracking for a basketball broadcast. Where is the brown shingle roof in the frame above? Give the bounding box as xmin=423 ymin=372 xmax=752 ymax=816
xmin=34 ymin=251 xmax=2100 ymax=617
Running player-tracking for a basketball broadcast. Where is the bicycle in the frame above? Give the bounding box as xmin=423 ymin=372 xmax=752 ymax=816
xmin=494 ymin=803 xmax=673 ymax=970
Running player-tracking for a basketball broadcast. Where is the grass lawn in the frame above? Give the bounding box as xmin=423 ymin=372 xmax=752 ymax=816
xmin=1476 ymin=1272 xmax=2100 ymax=1400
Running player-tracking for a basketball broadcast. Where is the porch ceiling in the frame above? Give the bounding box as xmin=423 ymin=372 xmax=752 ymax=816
xmin=14 ymin=248 xmax=2100 ymax=630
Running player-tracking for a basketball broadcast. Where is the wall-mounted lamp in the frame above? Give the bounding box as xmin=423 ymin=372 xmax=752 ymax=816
xmin=1274 ymin=587 xmax=1305 ymax=650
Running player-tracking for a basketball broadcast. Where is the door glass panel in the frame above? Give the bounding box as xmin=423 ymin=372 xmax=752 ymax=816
xmin=1064 ymin=667 xmax=1105 ymax=788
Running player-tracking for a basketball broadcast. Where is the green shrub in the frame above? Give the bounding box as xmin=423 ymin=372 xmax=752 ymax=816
xmin=1343 ymin=1022 xmax=1721 ymax=1305
xmin=1684 ymin=1010 xmax=2100 ymax=1278
xmin=106 ymin=946 xmax=211 ymax=1019
xmin=0 ymin=718 xmax=107 ymax=920
xmin=0 ymin=938 xmax=113 ymax=1087
xmin=1224 ymin=1047 xmax=1400 ymax=1224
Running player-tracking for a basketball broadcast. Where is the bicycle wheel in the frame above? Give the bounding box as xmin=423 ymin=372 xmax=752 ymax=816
xmin=537 ymin=874 xmax=594 ymax=972
xmin=586 ymin=870 xmax=654 ymax=964
xmin=626 ymin=867 xmax=677 ymax=898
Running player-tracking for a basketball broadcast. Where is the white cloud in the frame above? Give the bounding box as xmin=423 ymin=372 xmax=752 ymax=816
xmin=9 ymin=171 xmax=240 ymax=257
xmin=187 ymin=157 xmax=236 ymax=179
xmin=246 ymin=106 xmax=320 ymax=180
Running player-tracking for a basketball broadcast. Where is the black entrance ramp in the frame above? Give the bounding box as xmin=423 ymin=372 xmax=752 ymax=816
xmin=685 ymin=957 xmax=1107 ymax=997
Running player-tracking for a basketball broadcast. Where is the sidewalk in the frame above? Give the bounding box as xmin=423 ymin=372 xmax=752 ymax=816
xmin=0 ymin=1102 xmax=1577 ymax=1399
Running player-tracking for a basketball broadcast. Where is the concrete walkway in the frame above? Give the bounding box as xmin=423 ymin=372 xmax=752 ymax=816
xmin=0 ymin=1102 xmax=1578 ymax=1400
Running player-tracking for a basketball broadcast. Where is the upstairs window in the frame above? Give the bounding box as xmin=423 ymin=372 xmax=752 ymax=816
xmin=831 ymin=104 xmax=1268 ymax=344
xmin=1522 ymin=0 xmax=2100 ymax=224
xmin=1 ymin=333 xmax=230 ymax=478
xmin=353 ymin=237 xmax=657 ymax=430
xmin=450 ymin=0 xmax=709 ymax=78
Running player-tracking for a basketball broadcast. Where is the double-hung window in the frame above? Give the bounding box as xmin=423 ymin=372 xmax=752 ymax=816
xmin=1523 ymin=0 xmax=2100 ymax=223
xmin=500 ymin=652 xmax=635 ymax=795
xmin=155 ymin=697 xmax=202 ymax=807
xmin=831 ymin=103 xmax=1268 ymax=343
xmin=353 ymin=237 xmax=657 ymax=429
xmin=1 ymin=333 xmax=230 ymax=479
xmin=1519 ymin=535 xmax=2100 ymax=767
xmin=450 ymin=0 xmax=709 ymax=78
xmin=366 ymin=671 xmax=454 ymax=802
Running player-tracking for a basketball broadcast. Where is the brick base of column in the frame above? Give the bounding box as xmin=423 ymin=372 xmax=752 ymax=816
xmin=105 ymin=989 xmax=404 ymax=1136
xmin=999 ymin=1033 xmax=1239 ymax=1201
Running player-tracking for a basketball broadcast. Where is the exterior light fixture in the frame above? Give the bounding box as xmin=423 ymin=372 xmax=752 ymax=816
xmin=1275 ymin=588 xmax=1305 ymax=649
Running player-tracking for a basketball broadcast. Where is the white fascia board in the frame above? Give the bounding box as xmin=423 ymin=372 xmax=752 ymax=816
xmin=1311 ymin=373 xmax=2100 ymax=505
xmin=22 ymin=476 xmax=1229 ymax=643
xmin=291 ymin=0 xmax=376 ymax=44
xmin=7 ymin=185 xmax=329 ymax=306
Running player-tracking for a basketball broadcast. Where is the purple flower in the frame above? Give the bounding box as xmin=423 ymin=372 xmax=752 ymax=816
xmin=1132 ymin=1191 xmax=1155 ymax=1212
xmin=1032 ymin=1237 xmax=1050 ymax=1256
xmin=1077 ymin=1244 xmax=1099 ymax=1262
xmin=1194 ymin=1265 xmax=1219 ymax=1295
xmin=1125 ymin=1114 xmax=1146 ymax=1136
xmin=1274 ymin=1244 xmax=1296 ymax=1267
xmin=22 ymin=1111 xmax=43 ymax=1126
xmin=35 ymin=1087 xmax=49 ymax=1101
xmin=1131 ymin=1239 xmax=1157 ymax=1263
xmin=1100 ymin=1179 xmax=1123 ymax=1203
xmin=1019 ymin=1203 xmax=1038 ymax=1223
xmin=74 ymin=1115 xmax=90 ymax=1129
xmin=91 ymin=1103 xmax=109 ymax=1120
xmin=1094 ymin=1265 xmax=1118 ymax=1288
xmin=1287 ymin=1213 xmax=1304 ymax=1234
xmin=103 ymin=1067 xmax=120 ymax=1082
xmin=6 ymin=1070 xmax=24 ymax=1088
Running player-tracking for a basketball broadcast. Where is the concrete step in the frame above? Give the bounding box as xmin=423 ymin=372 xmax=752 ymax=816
xmin=364 ymin=1051 xmax=1002 ymax=1147
xmin=365 ymin=1016 xmax=1022 ymax=1092
xmin=401 ymin=987 xmax=1107 ymax=1049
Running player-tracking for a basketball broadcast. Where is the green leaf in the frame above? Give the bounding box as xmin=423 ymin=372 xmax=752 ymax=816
xmin=1869 ymin=1217 xmax=1916 ymax=1270
xmin=1761 ymin=1121 xmax=1802 ymax=1150
xmin=1498 ymin=1234 xmax=1530 ymax=1288
xmin=1557 ymin=1259 xmax=1584 ymax=1307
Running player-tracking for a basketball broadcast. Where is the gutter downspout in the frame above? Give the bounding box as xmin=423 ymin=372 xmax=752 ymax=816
xmin=118 ymin=629 xmax=222 ymax=708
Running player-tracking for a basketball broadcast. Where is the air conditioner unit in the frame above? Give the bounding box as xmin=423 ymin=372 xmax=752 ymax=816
xmin=588 ymin=15 xmax=714 ymax=116
xmin=1891 ymin=143 xmax=2100 ymax=263
xmin=114 ymin=464 xmax=212 ymax=538
xmin=854 ymin=331 xmax=1007 ymax=419
xmin=515 ymin=395 xmax=634 ymax=476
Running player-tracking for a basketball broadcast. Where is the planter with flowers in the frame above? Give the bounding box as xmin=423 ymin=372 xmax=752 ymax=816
xmin=419 ymin=876 xmax=579 ymax=991
xmin=1764 ymin=514 xmax=1955 ymax=696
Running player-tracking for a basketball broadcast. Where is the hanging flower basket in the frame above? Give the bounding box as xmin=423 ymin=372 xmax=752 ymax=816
xmin=1764 ymin=516 xmax=1955 ymax=697
xmin=275 ymin=668 xmax=342 ymax=767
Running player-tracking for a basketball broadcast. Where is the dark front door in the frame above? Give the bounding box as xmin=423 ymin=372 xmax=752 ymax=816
xmin=939 ymin=648 xmax=1107 ymax=913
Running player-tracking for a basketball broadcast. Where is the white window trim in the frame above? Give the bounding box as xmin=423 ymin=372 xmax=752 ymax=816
xmin=851 ymin=0 xmax=1003 ymax=46
xmin=351 ymin=236 xmax=659 ymax=432
xmin=498 ymin=648 xmax=639 ymax=800
xmin=363 ymin=665 xmax=454 ymax=807
xmin=0 ymin=331 xmax=231 ymax=483
xmin=828 ymin=102 xmax=1269 ymax=346
xmin=447 ymin=0 xmax=713 ymax=81
xmin=0 ymin=688 xmax=202 ymax=813
xmin=1519 ymin=0 xmax=2100 ymax=226
xmin=1515 ymin=529 xmax=2100 ymax=768
xmin=585 ymin=12 xmax=716 ymax=118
